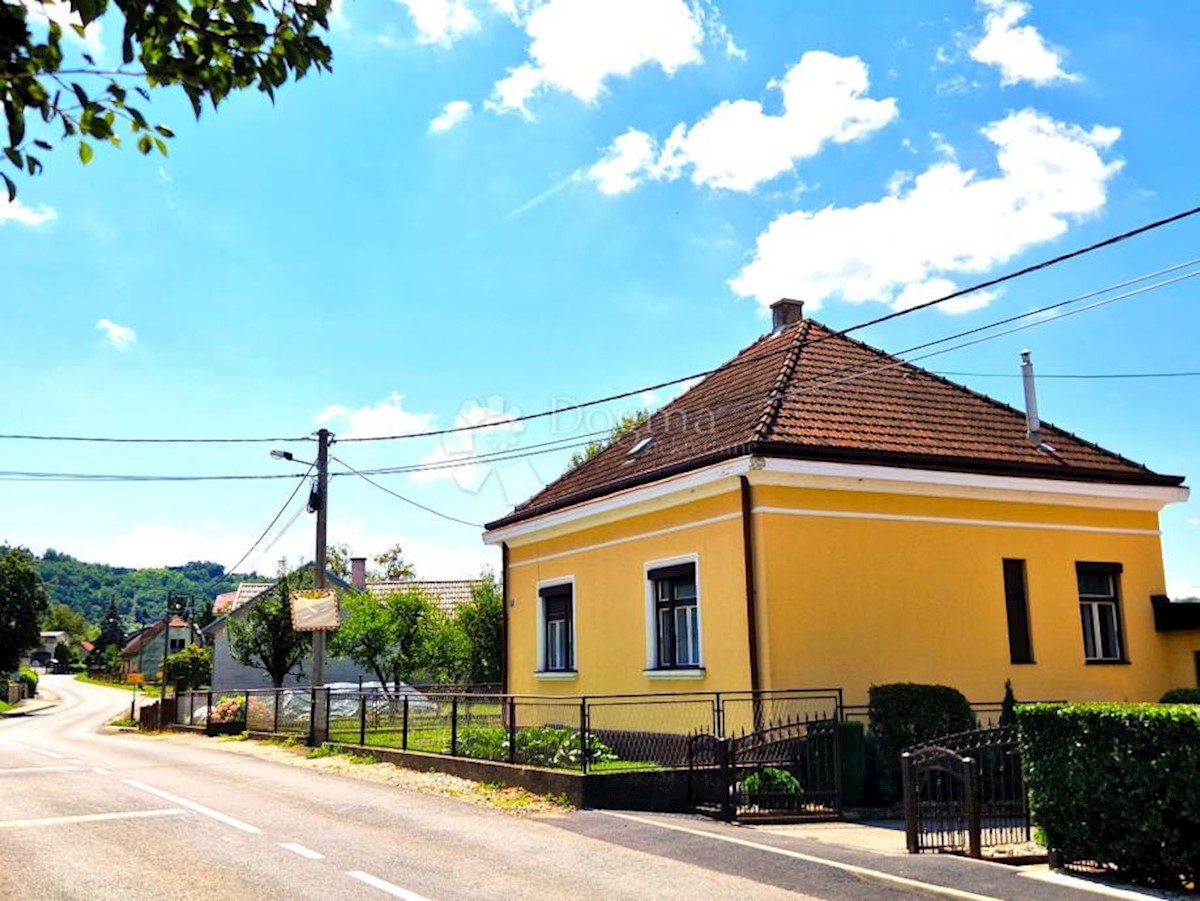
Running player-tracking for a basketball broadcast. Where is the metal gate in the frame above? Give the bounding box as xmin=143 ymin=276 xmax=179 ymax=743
xmin=688 ymin=717 xmax=842 ymax=822
xmin=901 ymin=725 xmax=1029 ymax=857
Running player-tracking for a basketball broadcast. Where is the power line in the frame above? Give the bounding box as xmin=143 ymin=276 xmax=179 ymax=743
xmin=219 ymin=461 xmax=315 ymax=578
xmin=329 ymin=453 xmax=482 ymax=528
xmin=337 ymin=206 xmax=1200 ymax=444
xmin=0 ymin=433 xmax=313 ymax=444
xmin=937 ymin=370 xmax=1200 ymax=380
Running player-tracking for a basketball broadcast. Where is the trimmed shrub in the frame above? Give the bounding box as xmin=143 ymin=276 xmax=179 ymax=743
xmin=868 ymin=683 xmax=976 ymax=803
xmin=1159 ymin=687 xmax=1200 ymax=704
xmin=17 ymin=666 xmax=38 ymax=693
xmin=1018 ymin=703 xmax=1200 ymax=889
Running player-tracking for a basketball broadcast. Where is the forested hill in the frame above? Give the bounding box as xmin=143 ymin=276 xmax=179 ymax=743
xmin=22 ymin=548 xmax=264 ymax=626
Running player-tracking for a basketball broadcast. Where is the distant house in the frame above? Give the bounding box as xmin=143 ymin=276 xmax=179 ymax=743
xmin=484 ymin=299 xmax=1196 ymax=705
xmin=205 ymin=561 xmax=482 ymax=691
xmin=120 ymin=616 xmax=203 ymax=682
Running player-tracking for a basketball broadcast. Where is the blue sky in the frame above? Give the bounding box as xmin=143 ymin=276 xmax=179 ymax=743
xmin=2 ymin=0 xmax=1197 ymax=596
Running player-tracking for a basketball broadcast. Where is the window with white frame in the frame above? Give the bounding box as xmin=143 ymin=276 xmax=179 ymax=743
xmin=648 ymin=561 xmax=700 ymax=669
xmin=539 ymin=583 xmax=574 ymax=672
xmin=1077 ymin=562 xmax=1125 ymax=662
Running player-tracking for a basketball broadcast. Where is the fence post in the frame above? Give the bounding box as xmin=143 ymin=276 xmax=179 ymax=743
xmin=718 ymin=737 xmax=734 ymax=821
xmin=965 ymin=756 xmax=982 ymax=859
xmin=715 ymin=692 xmax=724 ymax=737
xmin=309 ymin=687 xmax=316 ymax=746
xmin=579 ymin=697 xmax=589 ymax=775
xmin=450 ymin=696 xmax=459 ymax=756
xmin=205 ymin=691 xmax=212 ymax=733
xmin=273 ymin=689 xmax=280 ymax=734
xmin=901 ymin=752 xmax=919 ymax=853
xmin=244 ymin=691 xmax=250 ymax=729
xmin=832 ymin=715 xmax=843 ymax=814
xmin=359 ymin=692 xmax=367 ymax=746
xmin=402 ymin=695 xmax=409 ymax=751
xmin=507 ymin=696 xmax=517 ymax=765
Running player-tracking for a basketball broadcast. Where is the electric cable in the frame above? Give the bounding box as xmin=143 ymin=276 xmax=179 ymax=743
xmin=329 ymin=453 xmax=482 ymax=528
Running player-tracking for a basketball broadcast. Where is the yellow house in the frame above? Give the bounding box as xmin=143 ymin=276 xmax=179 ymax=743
xmin=483 ymin=300 xmax=1196 ymax=708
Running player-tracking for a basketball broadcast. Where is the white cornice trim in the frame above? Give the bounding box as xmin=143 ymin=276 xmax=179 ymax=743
xmin=484 ymin=458 xmax=751 ymax=545
xmin=484 ymin=455 xmax=1186 ymax=545
xmin=752 ymin=506 xmax=1161 ymax=536
xmin=752 ymin=458 xmax=1188 ymax=511
xmin=507 ymin=513 xmax=741 ymax=570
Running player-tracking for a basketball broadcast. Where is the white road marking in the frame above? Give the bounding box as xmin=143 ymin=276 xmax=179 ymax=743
xmin=1019 ymin=868 xmax=1168 ymax=900
xmin=0 ymin=809 xmax=184 ymax=829
xmin=280 ymin=842 xmax=324 ymax=860
xmin=93 ymin=768 xmax=111 ymax=775
xmin=346 ymin=870 xmax=431 ymax=900
xmin=123 ymin=779 xmax=261 ymax=834
xmin=599 ymin=812 xmax=1002 ymax=901
xmin=0 ymin=765 xmax=82 ymax=776
xmin=6 ymin=744 xmax=64 ymax=760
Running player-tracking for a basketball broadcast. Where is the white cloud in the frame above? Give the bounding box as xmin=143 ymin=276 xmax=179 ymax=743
xmin=314 ymin=392 xmax=436 ymax=440
xmin=730 ymin=109 xmax=1122 ymax=312
xmin=395 ymin=0 xmax=479 ymax=47
xmin=96 ymin=318 xmax=137 ymax=350
xmin=589 ymin=129 xmax=657 ymax=196
xmin=487 ymin=0 xmax=705 ymax=118
xmin=413 ymin=400 xmax=521 ymax=492
xmin=970 ymin=0 xmax=1078 ymax=87
xmin=429 ymin=100 xmax=473 ymax=134
xmin=0 ymin=196 xmax=57 ymax=227
xmin=19 ymin=0 xmax=103 ymax=54
xmin=1168 ymin=576 xmax=1200 ymax=600
xmin=588 ymin=52 xmax=897 ymax=195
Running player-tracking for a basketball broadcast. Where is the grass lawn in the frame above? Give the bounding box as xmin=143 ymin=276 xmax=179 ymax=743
xmin=75 ymin=674 xmax=161 ymax=698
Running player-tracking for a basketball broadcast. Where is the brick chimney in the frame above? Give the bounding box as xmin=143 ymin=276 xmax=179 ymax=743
xmin=350 ymin=557 xmax=367 ymax=591
xmin=771 ymin=298 xmax=804 ymax=332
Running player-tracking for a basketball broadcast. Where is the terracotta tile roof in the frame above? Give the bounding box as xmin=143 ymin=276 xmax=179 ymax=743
xmin=213 ymin=582 xmax=275 ymax=615
xmin=488 ymin=317 xmax=1183 ymax=529
xmin=119 ymin=616 xmax=196 ymax=657
xmin=365 ymin=580 xmax=481 ymax=616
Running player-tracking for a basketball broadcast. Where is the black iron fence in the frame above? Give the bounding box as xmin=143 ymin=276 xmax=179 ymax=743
xmin=168 ymin=686 xmax=843 ymax=776
xmin=901 ymin=725 xmax=1029 ymax=857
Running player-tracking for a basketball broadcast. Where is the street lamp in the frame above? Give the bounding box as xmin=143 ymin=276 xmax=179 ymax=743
xmin=270 ymin=428 xmax=331 ymax=687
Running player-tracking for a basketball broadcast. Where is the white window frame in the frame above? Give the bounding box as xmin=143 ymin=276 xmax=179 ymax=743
xmin=1077 ymin=564 xmax=1125 ymax=663
xmin=643 ymin=553 xmax=704 ymax=677
xmin=536 ymin=576 xmax=576 ymax=677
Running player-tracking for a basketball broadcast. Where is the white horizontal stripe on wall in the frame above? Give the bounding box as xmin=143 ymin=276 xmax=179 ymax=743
xmin=751 ymin=506 xmax=1160 ymax=536
xmin=507 ymin=513 xmax=742 ymax=570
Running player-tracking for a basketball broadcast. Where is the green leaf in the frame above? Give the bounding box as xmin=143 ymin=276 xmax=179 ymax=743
xmin=33 ymin=140 xmax=51 ymax=151
xmin=4 ymin=148 xmax=22 ymax=169
xmin=78 ymin=141 xmax=93 ymax=165
xmin=1 ymin=172 xmax=15 ymax=203
xmin=4 ymin=101 xmax=25 ymax=147
xmin=137 ymin=134 xmax=152 ymax=154
xmin=153 ymin=137 xmax=167 ymax=155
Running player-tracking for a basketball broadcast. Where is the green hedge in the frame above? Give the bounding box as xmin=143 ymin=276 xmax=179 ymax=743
xmin=867 ymin=683 xmax=976 ymax=804
xmin=1159 ymin=687 xmax=1200 ymax=704
xmin=1018 ymin=703 xmax=1200 ymax=889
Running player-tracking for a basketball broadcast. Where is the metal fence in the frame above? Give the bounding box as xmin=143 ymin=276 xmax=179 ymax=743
xmin=168 ymin=686 xmax=843 ymax=775
xmin=901 ymin=725 xmax=1029 ymax=857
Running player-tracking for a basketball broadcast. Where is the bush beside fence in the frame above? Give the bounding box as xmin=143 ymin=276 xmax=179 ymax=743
xmin=1018 ymin=702 xmax=1200 ymax=890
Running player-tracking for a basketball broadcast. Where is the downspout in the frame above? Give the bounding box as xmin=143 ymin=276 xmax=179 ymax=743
xmin=500 ymin=542 xmax=510 ymax=694
xmin=739 ymin=476 xmax=761 ymax=697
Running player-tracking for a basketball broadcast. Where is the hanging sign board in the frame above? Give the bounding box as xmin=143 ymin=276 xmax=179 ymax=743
xmin=289 ymin=589 xmax=340 ymax=631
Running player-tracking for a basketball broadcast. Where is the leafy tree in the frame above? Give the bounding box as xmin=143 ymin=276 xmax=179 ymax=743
xmin=227 ymin=574 xmax=308 ymax=687
xmin=165 ymin=643 xmax=212 ymax=689
xmin=331 ymin=590 xmax=443 ymax=689
xmin=42 ymin=602 xmax=90 ymax=640
xmin=567 ymin=410 xmax=649 ymax=469
xmin=373 ymin=544 xmax=415 ymax=581
xmin=325 ymin=543 xmax=351 ymax=578
xmin=1 ymin=0 xmax=333 ymax=200
xmin=452 ymin=574 xmax=502 ymax=685
xmin=52 ymin=641 xmax=74 ymax=668
xmin=0 ymin=547 xmax=50 ymax=671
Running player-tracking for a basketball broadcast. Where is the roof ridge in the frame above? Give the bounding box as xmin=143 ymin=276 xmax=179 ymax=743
xmin=752 ymin=320 xmax=810 ymax=443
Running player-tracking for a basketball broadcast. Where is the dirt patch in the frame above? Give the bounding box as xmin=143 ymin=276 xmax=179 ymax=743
xmin=140 ymin=731 xmax=572 ymax=817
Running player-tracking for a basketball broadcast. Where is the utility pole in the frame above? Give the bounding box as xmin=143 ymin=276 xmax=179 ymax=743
xmin=312 ymin=427 xmax=331 ymax=687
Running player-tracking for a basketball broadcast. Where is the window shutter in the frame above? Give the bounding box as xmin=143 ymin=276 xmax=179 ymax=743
xmin=647 ymin=562 xmax=695 ymax=582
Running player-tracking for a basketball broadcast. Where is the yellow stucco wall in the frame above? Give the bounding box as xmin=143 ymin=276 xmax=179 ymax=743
xmin=500 ymin=476 xmax=1196 ymax=708
xmin=753 ymin=483 xmax=1186 ymax=706
xmin=505 ymin=490 xmax=750 ymax=699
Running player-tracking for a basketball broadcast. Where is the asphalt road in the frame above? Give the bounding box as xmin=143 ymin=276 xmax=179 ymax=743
xmin=0 ymin=677 xmax=1125 ymax=901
